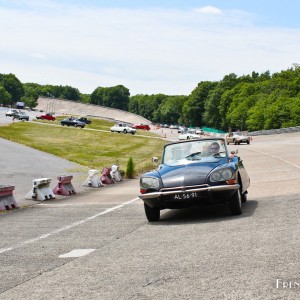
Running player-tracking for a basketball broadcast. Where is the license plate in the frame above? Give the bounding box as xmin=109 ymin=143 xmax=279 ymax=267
xmin=173 ymin=192 xmax=198 ymax=200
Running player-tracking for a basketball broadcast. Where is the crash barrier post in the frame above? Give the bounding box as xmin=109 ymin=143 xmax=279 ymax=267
xmin=53 ymin=175 xmax=76 ymax=196
xmin=82 ymin=169 xmax=102 ymax=188
xmin=25 ymin=178 xmax=55 ymax=201
xmin=101 ymin=167 xmax=114 ymax=184
xmin=110 ymin=165 xmax=122 ymax=182
xmin=0 ymin=185 xmax=19 ymax=211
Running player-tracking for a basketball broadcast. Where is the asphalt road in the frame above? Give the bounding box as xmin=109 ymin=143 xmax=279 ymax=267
xmin=1 ymin=108 xmax=300 ymax=299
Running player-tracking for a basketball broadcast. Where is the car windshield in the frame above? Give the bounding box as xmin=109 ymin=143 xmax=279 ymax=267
xmin=162 ymin=139 xmax=228 ymax=166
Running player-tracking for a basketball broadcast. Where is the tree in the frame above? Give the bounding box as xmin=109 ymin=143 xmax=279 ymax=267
xmin=0 ymin=85 xmax=12 ymax=106
xmin=181 ymin=81 xmax=217 ymax=126
xmin=90 ymin=85 xmax=130 ymax=110
xmin=0 ymin=73 xmax=24 ymax=105
xmin=154 ymin=95 xmax=187 ymax=125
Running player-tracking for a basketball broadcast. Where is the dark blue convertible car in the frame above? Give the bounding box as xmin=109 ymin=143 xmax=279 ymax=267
xmin=139 ymin=137 xmax=250 ymax=221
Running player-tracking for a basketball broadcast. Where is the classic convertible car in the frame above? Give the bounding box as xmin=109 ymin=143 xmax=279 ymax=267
xmin=60 ymin=117 xmax=86 ymax=128
xmin=226 ymin=131 xmax=250 ymax=145
xmin=139 ymin=137 xmax=250 ymax=221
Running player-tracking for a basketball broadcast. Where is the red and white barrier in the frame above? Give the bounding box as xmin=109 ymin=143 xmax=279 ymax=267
xmin=101 ymin=167 xmax=114 ymax=184
xmin=25 ymin=178 xmax=55 ymax=201
xmin=53 ymin=175 xmax=76 ymax=196
xmin=0 ymin=185 xmax=19 ymax=211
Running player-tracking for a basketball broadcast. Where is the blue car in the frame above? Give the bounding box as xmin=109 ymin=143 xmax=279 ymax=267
xmin=60 ymin=117 xmax=85 ymax=128
xmin=139 ymin=137 xmax=250 ymax=221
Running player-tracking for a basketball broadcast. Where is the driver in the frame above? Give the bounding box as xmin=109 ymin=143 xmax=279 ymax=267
xmin=209 ymin=142 xmax=220 ymax=156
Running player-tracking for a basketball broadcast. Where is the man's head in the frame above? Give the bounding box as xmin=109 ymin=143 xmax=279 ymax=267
xmin=210 ymin=142 xmax=220 ymax=155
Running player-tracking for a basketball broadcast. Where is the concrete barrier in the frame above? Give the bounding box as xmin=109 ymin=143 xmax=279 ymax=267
xmin=82 ymin=169 xmax=102 ymax=188
xmin=53 ymin=175 xmax=76 ymax=196
xmin=0 ymin=185 xmax=19 ymax=211
xmin=25 ymin=178 xmax=55 ymax=201
xmin=110 ymin=165 xmax=122 ymax=182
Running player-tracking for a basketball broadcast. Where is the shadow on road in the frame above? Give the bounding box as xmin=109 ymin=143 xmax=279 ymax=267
xmin=154 ymin=200 xmax=258 ymax=225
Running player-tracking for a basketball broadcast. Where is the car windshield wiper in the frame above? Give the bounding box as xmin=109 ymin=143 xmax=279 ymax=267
xmin=185 ymin=151 xmax=202 ymax=160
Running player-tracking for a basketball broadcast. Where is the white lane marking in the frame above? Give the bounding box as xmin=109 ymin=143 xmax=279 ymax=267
xmin=59 ymin=249 xmax=96 ymax=258
xmin=0 ymin=198 xmax=139 ymax=255
xmin=0 ymin=248 xmax=13 ymax=254
xmin=248 ymin=149 xmax=300 ymax=169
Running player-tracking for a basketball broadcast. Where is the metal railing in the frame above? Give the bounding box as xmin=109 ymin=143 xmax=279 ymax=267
xmin=248 ymin=126 xmax=300 ymax=136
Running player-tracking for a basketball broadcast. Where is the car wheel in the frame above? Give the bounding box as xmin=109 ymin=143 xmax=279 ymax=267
xmin=131 ymin=132 xmax=135 ymax=135
xmin=241 ymin=192 xmax=247 ymax=203
xmin=247 ymin=140 xmax=250 ymax=144
xmin=229 ymin=190 xmax=242 ymax=215
xmin=144 ymin=203 xmax=160 ymax=222
xmin=123 ymin=130 xmax=127 ymax=134
xmin=234 ymin=140 xmax=238 ymax=145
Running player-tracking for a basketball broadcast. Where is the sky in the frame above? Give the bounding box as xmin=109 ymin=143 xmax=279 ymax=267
xmin=1 ymin=0 xmax=300 ymax=96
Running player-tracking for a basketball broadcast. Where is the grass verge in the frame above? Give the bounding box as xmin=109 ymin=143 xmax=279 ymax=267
xmin=0 ymin=119 xmax=167 ymax=176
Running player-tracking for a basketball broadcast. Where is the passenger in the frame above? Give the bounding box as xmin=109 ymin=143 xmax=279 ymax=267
xmin=201 ymin=143 xmax=211 ymax=157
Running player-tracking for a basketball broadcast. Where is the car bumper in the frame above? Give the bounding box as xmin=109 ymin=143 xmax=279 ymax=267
xmin=139 ymin=184 xmax=240 ymax=208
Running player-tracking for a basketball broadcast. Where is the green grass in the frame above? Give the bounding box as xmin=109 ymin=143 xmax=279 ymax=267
xmin=0 ymin=118 xmax=167 ymax=176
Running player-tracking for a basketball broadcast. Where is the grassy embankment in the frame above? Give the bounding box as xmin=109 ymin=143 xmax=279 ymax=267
xmin=0 ymin=117 xmax=167 ymax=176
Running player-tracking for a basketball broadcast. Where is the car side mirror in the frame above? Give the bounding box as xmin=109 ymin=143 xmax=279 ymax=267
xmin=152 ymin=157 xmax=159 ymax=165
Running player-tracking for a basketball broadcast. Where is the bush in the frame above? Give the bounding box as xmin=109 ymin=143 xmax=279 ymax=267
xmin=125 ymin=157 xmax=135 ymax=178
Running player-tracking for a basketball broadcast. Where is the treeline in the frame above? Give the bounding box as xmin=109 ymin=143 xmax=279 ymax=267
xmin=1 ymin=68 xmax=300 ymax=131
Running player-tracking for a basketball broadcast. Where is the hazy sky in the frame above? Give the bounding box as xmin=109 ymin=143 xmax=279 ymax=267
xmin=1 ymin=0 xmax=300 ymax=95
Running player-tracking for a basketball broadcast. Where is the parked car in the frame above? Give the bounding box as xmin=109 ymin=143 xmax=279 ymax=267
xmin=110 ymin=123 xmax=136 ymax=135
xmin=138 ymin=137 xmax=250 ymax=221
xmin=36 ymin=113 xmax=56 ymax=121
xmin=15 ymin=112 xmax=29 ymax=121
xmin=60 ymin=117 xmax=85 ymax=128
xmin=5 ymin=109 xmax=20 ymax=117
xmin=169 ymin=125 xmax=179 ymax=129
xmin=132 ymin=124 xmax=150 ymax=131
xmin=77 ymin=117 xmax=91 ymax=124
xmin=226 ymin=131 xmax=250 ymax=145
xmin=195 ymin=128 xmax=204 ymax=135
xmin=178 ymin=131 xmax=200 ymax=140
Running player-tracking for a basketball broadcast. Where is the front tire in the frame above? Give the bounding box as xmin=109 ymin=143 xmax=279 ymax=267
xmin=144 ymin=203 xmax=160 ymax=222
xmin=241 ymin=192 xmax=247 ymax=203
xmin=123 ymin=130 xmax=127 ymax=134
xmin=229 ymin=190 xmax=242 ymax=215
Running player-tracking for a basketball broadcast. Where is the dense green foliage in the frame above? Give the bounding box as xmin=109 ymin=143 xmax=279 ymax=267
xmin=1 ymin=67 xmax=300 ymax=131
xmin=90 ymin=85 xmax=129 ymax=110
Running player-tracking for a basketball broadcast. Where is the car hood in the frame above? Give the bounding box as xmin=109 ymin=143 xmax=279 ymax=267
xmin=156 ymin=161 xmax=223 ymax=187
xmin=234 ymin=134 xmax=248 ymax=139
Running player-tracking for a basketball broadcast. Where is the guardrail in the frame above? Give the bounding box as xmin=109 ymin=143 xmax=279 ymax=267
xmin=248 ymin=126 xmax=300 ymax=136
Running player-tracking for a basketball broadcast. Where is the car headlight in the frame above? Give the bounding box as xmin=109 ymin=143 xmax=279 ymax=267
xmin=140 ymin=177 xmax=160 ymax=189
xmin=210 ymin=168 xmax=233 ymax=182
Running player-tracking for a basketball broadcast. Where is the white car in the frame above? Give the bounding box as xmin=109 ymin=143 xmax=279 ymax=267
xmin=226 ymin=131 xmax=250 ymax=145
xmin=110 ymin=123 xmax=136 ymax=135
xmin=178 ymin=132 xmax=200 ymax=140
xmin=195 ymin=129 xmax=204 ymax=135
